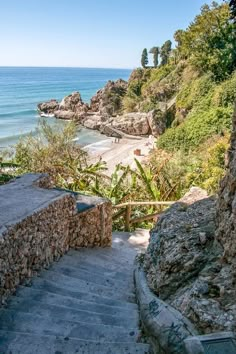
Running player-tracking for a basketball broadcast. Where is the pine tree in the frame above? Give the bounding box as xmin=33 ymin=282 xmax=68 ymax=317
xmin=160 ymin=40 xmax=172 ymax=66
xmin=149 ymin=47 xmax=159 ymax=67
xmin=229 ymin=0 xmax=236 ymax=21
xmin=141 ymin=48 xmax=148 ymax=68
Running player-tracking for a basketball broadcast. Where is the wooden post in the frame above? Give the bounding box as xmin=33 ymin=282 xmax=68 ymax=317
xmin=125 ymin=204 xmax=131 ymax=232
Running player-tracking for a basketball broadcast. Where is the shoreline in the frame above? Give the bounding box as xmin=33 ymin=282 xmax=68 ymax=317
xmin=85 ymin=136 xmax=151 ymax=175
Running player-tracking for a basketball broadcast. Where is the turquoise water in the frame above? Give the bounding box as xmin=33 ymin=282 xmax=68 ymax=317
xmin=0 ymin=67 xmax=131 ymax=147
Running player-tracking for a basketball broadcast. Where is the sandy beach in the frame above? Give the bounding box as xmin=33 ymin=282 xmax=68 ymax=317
xmin=85 ymin=137 xmax=151 ymax=175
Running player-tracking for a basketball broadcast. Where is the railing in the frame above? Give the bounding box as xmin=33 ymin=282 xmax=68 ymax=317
xmin=112 ymin=201 xmax=175 ymax=232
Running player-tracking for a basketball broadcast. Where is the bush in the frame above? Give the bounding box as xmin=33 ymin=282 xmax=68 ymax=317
xmin=212 ymin=72 xmax=236 ymax=107
xmin=15 ymin=120 xmax=108 ymax=191
xmin=157 ymin=107 xmax=233 ymax=152
xmin=185 ymin=135 xmax=229 ymax=194
xmin=176 ymin=74 xmax=215 ymax=110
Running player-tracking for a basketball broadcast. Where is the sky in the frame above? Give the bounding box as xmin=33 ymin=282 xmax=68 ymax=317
xmin=0 ymin=0 xmax=220 ymax=69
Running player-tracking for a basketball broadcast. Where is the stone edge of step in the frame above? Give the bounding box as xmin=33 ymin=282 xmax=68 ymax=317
xmin=134 ymin=260 xmax=198 ymax=354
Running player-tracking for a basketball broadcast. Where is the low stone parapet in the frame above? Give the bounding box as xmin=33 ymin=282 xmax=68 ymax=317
xmin=0 ymin=174 xmax=112 ymax=305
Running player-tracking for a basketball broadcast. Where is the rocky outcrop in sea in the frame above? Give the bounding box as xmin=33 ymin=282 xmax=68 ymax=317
xmin=37 ymin=79 xmax=168 ymax=138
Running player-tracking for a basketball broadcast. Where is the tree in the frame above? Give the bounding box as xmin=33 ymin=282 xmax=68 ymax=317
xmin=160 ymin=40 xmax=172 ymax=66
xmin=175 ymin=2 xmax=236 ymax=80
xmin=149 ymin=47 xmax=159 ymax=68
xmin=141 ymin=48 xmax=148 ymax=68
xmin=229 ymin=0 xmax=236 ymax=21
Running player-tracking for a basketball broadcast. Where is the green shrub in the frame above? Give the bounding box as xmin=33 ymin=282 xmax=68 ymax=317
xmin=157 ymin=107 xmax=233 ymax=152
xmin=212 ymin=72 xmax=236 ymax=107
xmin=15 ymin=120 xmax=108 ymax=191
xmin=185 ymin=135 xmax=229 ymax=194
xmin=176 ymin=74 xmax=215 ymax=110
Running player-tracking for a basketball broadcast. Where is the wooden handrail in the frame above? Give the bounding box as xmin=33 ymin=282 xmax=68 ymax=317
xmin=130 ymin=212 xmax=160 ymax=225
xmin=112 ymin=200 xmax=176 ymax=231
xmin=113 ymin=201 xmax=175 ymax=208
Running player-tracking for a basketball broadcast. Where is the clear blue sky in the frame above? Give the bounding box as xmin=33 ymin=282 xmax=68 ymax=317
xmin=0 ymin=0 xmax=219 ymax=69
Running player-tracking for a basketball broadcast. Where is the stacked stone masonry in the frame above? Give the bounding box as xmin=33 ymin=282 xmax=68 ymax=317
xmin=0 ymin=174 xmax=112 ymax=306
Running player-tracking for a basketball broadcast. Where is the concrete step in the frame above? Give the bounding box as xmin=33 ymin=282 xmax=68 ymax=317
xmin=6 ymin=297 xmax=139 ymax=329
xmin=35 ymin=271 xmax=136 ymax=302
xmin=0 ymin=309 xmax=140 ymax=343
xmin=57 ymin=257 xmax=133 ymax=282
xmin=68 ymin=248 xmax=137 ymax=266
xmin=14 ymin=287 xmax=139 ymax=316
xmin=0 ymin=331 xmax=150 ymax=354
xmin=48 ymin=263 xmax=131 ymax=290
xmin=25 ymin=280 xmax=138 ymax=309
xmin=59 ymin=254 xmax=134 ymax=275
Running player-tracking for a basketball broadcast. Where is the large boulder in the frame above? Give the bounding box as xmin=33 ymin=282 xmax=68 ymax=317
xmin=98 ymin=111 xmax=166 ymax=137
xmin=143 ymin=188 xmax=236 ymax=333
xmin=59 ymin=92 xmax=84 ymax=111
xmin=37 ymin=99 xmax=59 ymax=114
xmin=90 ymin=79 xmax=128 ymax=116
xmin=54 ymin=110 xmax=76 ymax=120
xmin=83 ymin=114 xmax=103 ymax=130
xmin=147 ymin=110 xmax=166 ymax=136
xmin=111 ymin=113 xmax=150 ymax=136
xmin=59 ymin=92 xmax=89 ymax=120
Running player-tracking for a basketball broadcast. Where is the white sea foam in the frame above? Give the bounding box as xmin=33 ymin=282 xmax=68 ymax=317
xmin=40 ymin=113 xmax=55 ymax=118
xmin=84 ymin=139 xmax=112 ymax=153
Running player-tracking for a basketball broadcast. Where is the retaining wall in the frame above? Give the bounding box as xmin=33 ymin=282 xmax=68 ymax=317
xmin=0 ymin=174 xmax=112 ymax=305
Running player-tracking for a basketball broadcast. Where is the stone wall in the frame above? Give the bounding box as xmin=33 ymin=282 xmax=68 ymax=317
xmin=0 ymin=174 xmax=112 ymax=305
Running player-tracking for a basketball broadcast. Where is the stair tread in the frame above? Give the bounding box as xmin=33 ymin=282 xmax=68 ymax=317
xmin=33 ymin=272 xmax=136 ymax=302
xmin=25 ymin=281 xmax=137 ymax=308
xmin=56 ymin=258 xmax=133 ymax=281
xmin=0 ymin=309 xmax=140 ymax=343
xmin=6 ymin=298 xmax=139 ymax=328
xmin=68 ymin=248 xmax=137 ymax=264
xmin=59 ymin=254 xmax=134 ymax=274
xmin=0 ymin=331 xmax=150 ymax=354
xmin=48 ymin=263 xmax=131 ymax=288
xmin=15 ymin=287 xmax=139 ymax=314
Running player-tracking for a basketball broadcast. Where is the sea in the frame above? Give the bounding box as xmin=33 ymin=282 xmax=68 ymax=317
xmin=0 ymin=66 xmax=131 ymax=151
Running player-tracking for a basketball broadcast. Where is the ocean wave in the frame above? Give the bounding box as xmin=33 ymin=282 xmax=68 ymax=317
xmin=0 ymin=109 xmax=37 ymax=118
xmin=84 ymin=139 xmax=112 ymax=153
xmin=0 ymin=130 xmax=38 ymax=147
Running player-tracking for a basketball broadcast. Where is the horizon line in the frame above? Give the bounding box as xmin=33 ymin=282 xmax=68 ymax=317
xmin=0 ymin=65 xmax=134 ymax=70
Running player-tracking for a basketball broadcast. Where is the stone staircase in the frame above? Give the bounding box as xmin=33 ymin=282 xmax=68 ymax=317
xmin=0 ymin=230 xmax=150 ymax=354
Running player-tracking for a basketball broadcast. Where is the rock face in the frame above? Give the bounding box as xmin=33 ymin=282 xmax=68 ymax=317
xmin=107 ymin=110 xmax=166 ymax=137
xmin=90 ymin=79 xmax=128 ymax=116
xmin=111 ymin=113 xmax=150 ymax=136
xmin=38 ymin=92 xmax=89 ymax=122
xmin=144 ymin=185 xmax=236 ymax=334
xmin=217 ymin=104 xmax=236 ymax=264
xmin=83 ymin=113 xmax=104 ymax=130
xmin=54 ymin=110 xmax=76 ymax=120
xmin=37 ymin=100 xmax=59 ymax=114
xmin=59 ymin=92 xmax=89 ymax=119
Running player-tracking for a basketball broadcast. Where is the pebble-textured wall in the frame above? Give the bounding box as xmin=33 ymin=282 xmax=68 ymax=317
xmin=0 ymin=174 xmax=112 ymax=305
